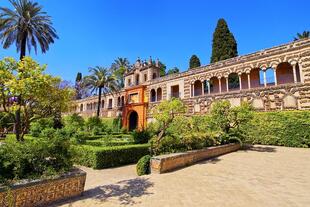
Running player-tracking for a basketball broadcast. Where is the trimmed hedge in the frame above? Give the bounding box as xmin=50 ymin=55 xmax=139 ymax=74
xmin=241 ymin=111 xmax=310 ymax=148
xmin=73 ymin=144 xmax=150 ymax=169
xmin=85 ymin=140 xmax=134 ymax=147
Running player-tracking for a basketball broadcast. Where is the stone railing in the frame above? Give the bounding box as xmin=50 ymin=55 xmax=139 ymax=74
xmin=0 ymin=168 xmax=86 ymax=207
xmin=150 ymin=143 xmax=241 ymax=174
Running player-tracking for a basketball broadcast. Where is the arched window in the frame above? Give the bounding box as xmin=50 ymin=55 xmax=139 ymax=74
xmin=135 ymin=74 xmax=140 ymax=85
xmin=121 ymin=96 xmax=125 ymax=106
xmin=150 ymin=89 xmax=156 ymax=102
xmin=152 ymin=73 xmax=157 ymax=79
xmin=276 ymin=62 xmax=294 ymax=85
xmin=265 ymin=68 xmax=275 ymax=85
xmin=157 ymin=88 xmax=162 ymax=101
xmin=209 ymin=77 xmax=219 ymax=93
xmin=228 ymin=73 xmax=240 ymax=90
xmin=80 ymin=104 xmax=83 ymax=112
xmin=101 ymin=100 xmax=105 ymax=108
xmin=117 ymin=97 xmax=121 ymax=106
xmin=250 ymin=68 xmax=263 ymax=88
xmin=193 ymin=80 xmax=203 ymax=96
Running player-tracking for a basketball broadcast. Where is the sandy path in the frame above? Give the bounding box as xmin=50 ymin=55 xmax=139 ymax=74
xmin=52 ymin=145 xmax=310 ymax=207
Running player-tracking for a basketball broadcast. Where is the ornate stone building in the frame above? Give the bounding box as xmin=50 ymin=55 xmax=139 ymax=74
xmin=74 ymin=38 xmax=310 ymax=131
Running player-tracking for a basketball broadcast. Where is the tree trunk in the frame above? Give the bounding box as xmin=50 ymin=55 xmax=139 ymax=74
xmin=97 ymin=87 xmax=102 ymax=117
xmin=15 ymin=33 xmax=27 ymax=141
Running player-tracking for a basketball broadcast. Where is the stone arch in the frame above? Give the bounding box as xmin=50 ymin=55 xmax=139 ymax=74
xmin=250 ymin=68 xmax=263 ymax=88
xmin=128 ymin=110 xmax=139 ymax=131
xmin=193 ymin=80 xmax=203 ymax=96
xmin=157 ymin=88 xmax=162 ymax=101
xmin=228 ymin=73 xmax=240 ymax=90
xmin=276 ymin=62 xmax=294 ymax=85
xmin=150 ymin=89 xmax=156 ymax=102
xmin=209 ymin=77 xmax=219 ymax=93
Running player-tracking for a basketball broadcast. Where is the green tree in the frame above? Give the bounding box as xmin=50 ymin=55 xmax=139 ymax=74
xmin=0 ymin=0 xmax=58 ymax=60
xmin=210 ymin=18 xmax=238 ymax=63
xmin=189 ymin=55 xmax=201 ymax=69
xmin=152 ymin=98 xmax=186 ymax=141
xmin=75 ymin=72 xmax=83 ymax=99
xmin=210 ymin=100 xmax=253 ymax=134
xmin=83 ymin=66 xmax=119 ymax=117
xmin=0 ymin=0 xmax=58 ymax=140
xmin=112 ymin=57 xmax=130 ymax=88
xmin=294 ymin=31 xmax=310 ymax=41
xmin=167 ymin=67 xmax=180 ymax=75
xmin=159 ymin=61 xmax=166 ymax=76
xmin=0 ymin=57 xmax=74 ymax=141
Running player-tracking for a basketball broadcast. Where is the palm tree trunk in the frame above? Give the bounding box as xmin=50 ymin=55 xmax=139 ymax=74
xmin=15 ymin=34 xmax=27 ymax=141
xmin=97 ymin=87 xmax=102 ymax=117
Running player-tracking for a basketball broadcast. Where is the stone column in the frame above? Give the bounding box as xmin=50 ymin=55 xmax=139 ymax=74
xmin=293 ymin=64 xmax=297 ymax=83
xmin=263 ymin=70 xmax=267 ymax=87
xmin=226 ymin=77 xmax=229 ymax=92
xmin=247 ymin=72 xmax=251 ymax=89
xmin=190 ymin=84 xmax=193 ymax=97
xmin=207 ymin=80 xmax=211 ymax=95
xmin=218 ymin=77 xmax=222 ymax=93
xmin=202 ymin=81 xmax=205 ymax=95
xmin=239 ymin=74 xmax=242 ymax=90
xmin=273 ymin=68 xmax=278 ymax=85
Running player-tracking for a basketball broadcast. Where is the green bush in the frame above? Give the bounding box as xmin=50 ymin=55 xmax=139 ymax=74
xmin=85 ymin=117 xmax=102 ymax=131
xmin=241 ymin=111 xmax=310 ymax=147
xmin=0 ymin=112 xmax=14 ymax=129
xmin=131 ymin=130 xmax=151 ymax=144
xmin=73 ymin=144 xmax=150 ymax=169
xmin=30 ymin=118 xmax=54 ymax=137
xmin=63 ymin=113 xmax=84 ymax=130
xmin=92 ymin=126 xmax=102 ymax=136
xmin=136 ymin=155 xmax=151 ymax=176
xmin=150 ymin=131 xmax=220 ymax=155
xmin=40 ymin=127 xmax=56 ymax=138
xmin=0 ymin=133 xmax=74 ymax=183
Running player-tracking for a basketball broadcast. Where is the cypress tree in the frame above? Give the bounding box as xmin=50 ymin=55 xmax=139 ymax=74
xmin=189 ymin=55 xmax=201 ymax=69
xmin=211 ymin=18 xmax=238 ymax=63
xmin=75 ymin=72 xmax=83 ymax=99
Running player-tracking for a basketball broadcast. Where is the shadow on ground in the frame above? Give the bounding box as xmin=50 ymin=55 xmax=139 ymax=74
xmin=242 ymin=145 xmax=277 ymax=153
xmin=50 ymin=177 xmax=154 ymax=206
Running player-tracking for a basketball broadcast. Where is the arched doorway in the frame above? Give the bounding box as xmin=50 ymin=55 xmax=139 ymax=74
xmin=128 ymin=111 xmax=138 ymax=131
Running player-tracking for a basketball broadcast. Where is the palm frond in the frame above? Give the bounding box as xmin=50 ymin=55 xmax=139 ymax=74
xmin=0 ymin=0 xmax=58 ymax=55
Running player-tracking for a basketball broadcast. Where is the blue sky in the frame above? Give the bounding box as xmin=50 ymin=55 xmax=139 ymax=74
xmin=1 ymin=0 xmax=309 ymax=82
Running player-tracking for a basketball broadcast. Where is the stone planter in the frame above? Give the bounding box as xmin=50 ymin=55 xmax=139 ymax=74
xmin=151 ymin=143 xmax=241 ymax=174
xmin=0 ymin=168 xmax=86 ymax=207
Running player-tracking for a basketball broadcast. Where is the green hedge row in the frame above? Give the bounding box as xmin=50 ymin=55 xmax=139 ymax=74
xmin=73 ymin=144 xmax=150 ymax=169
xmin=85 ymin=140 xmax=134 ymax=147
xmin=241 ymin=111 xmax=310 ymax=148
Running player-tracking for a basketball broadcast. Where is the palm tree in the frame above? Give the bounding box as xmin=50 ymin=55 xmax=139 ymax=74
xmin=83 ymin=67 xmax=119 ymax=117
xmin=112 ymin=57 xmax=130 ymax=88
xmin=0 ymin=0 xmax=58 ymax=141
xmin=0 ymin=0 xmax=58 ymax=60
xmin=294 ymin=31 xmax=309 ymax=41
